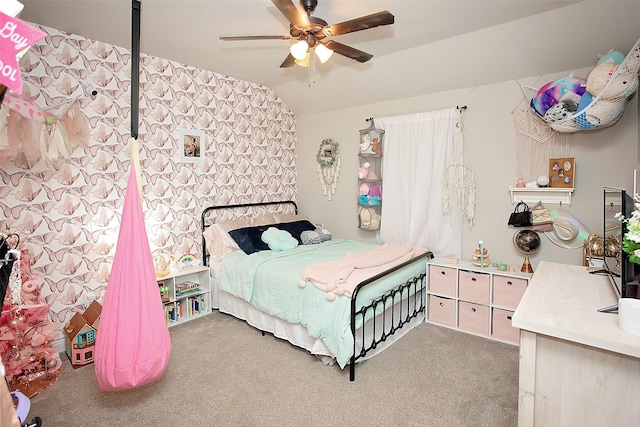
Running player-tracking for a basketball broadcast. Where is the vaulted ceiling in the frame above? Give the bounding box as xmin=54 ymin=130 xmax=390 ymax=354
xmin=17 ymin=1 xmax=640 ymax=115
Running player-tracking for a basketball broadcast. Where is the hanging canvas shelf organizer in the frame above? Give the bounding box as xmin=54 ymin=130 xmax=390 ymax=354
xmin=525 ymin=38 xmax=640 ymax=133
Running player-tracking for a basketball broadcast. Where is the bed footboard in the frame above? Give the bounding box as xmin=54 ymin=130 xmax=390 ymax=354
xmin=349 ymin=250 xmax=432 ymax=381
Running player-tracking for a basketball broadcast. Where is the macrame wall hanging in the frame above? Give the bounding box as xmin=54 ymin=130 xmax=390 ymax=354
xmin=443 ymin=107 xmax=476 ymax=227
xmin=316 ymin=138 xmax=340 ymax=200
xmin=512 ymin=84 xmax=570 ymax=183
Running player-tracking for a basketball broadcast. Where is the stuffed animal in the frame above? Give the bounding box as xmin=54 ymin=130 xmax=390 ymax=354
xmin=586 ymin=58 xmax=639 ymax=99
xmin=574 ymin=98 xmax=626 ymax=130
xmin=544 ymin=99 xmax=579 ymax=122
xmin=358 ymin=162 xmax=370 ymax=179
xmin=624 ymin=47 xmax=640 ymax=73
xmin=531 ymin=75 xmax=587 ymax=118
xmin=597 ymin=49 xmax=625 ymax=65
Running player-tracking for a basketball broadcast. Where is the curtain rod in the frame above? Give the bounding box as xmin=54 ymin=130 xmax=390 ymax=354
xmin=365 ymin=106 xmax=468 ymax=122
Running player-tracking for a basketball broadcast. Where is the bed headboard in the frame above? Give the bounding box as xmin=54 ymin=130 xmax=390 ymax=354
xmin=200 ymin=200 xmax=298 ymax=266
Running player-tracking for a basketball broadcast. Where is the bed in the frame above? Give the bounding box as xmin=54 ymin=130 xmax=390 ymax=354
xmin=201 ymin=201 xmax=433 ymax=381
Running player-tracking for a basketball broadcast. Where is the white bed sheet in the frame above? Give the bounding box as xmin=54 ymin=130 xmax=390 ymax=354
xmin=209 ymin=271 xmax=424 ymax=367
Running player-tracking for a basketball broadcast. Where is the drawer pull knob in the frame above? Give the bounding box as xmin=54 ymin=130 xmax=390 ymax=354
xmin=507 ymin=281 xmax=513 ymax=286
xmin=439 ymin=302 xmax=444 ymax=307
xmin=440 ymin=271 xmax=446 ymax=275
xmin=471 ymin=307 xmax=476 ymax=312
xmin=471 ymin=277 xmax=476 ymax=282
xmin=507 ymin=316 xmax=512 ymax=320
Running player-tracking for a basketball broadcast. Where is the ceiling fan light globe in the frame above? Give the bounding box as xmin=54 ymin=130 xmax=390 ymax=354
xmin=315 ymin=44 xmax=333 ymax=63
xmin=290 ymin=40 xmax=309 ymax=60
xmin=294 ymin=53 xmax=310 ymax=68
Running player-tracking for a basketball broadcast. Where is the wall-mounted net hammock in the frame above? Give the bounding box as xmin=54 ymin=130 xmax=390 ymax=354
xmin=524 ymin=38 xmax=640 ymax=133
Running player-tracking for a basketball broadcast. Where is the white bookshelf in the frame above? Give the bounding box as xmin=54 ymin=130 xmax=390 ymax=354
xmin=156 ymin=265 xmax=210 ymax=326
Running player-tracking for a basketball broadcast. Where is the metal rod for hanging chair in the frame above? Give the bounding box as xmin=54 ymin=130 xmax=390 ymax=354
xmin=131 ymin=0 xmax=141 ymax=139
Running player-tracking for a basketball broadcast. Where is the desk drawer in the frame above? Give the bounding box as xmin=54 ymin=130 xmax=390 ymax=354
xmin=492 ymin=308 xmax=519 ymax=344
xmin=428 ymin=295 xmax=456 ymax=327
xmin=458 ymin=270 xmax=490 ymax=305
xmin=458 ymin=301 xmax=489 ymax=337
xmin=428 ymin=265 xmax=457 ymax=297
xmin=493 ymin=275 xmax=528 ymax=310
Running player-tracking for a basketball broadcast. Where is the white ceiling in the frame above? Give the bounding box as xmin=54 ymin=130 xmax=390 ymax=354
xmin=17 ymin=1 xmax=640 ymax=115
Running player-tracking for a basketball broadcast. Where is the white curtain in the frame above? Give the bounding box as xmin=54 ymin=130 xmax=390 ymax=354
xmin=377 ymin=109 xmax=463 ymax=258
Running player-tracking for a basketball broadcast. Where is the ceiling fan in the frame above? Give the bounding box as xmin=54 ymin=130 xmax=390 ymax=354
xmin=220 ymin=0 xmax=395 ymax=68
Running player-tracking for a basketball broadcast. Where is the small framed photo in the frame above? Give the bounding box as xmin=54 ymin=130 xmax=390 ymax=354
xmin=179 ymin=129 xmax=205 ymax=163
xmin=549 ymin=157 xmax=575 ymax=188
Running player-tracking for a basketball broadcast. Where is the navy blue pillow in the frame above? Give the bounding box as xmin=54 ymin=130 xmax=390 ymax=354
xmin=228 ymin=225 xmax=270 ymax=255
xmin=229 ymin=220 xmax=316 ymax=255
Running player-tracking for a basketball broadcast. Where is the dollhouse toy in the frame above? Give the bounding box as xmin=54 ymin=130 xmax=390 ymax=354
xmin=64 ymin=300 xmax=102 ymax=367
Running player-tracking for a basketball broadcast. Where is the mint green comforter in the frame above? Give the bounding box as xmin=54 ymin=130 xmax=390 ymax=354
xmin=219 ymin=239 xmax=426 ymax=368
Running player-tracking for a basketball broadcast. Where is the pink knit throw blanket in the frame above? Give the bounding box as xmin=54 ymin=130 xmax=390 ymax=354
xmin=298 ymin=243 xmax=427 ymax=301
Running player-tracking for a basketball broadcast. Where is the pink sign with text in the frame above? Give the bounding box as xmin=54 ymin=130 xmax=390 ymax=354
xmin=0 ymin=12 xmax=45 ymax=94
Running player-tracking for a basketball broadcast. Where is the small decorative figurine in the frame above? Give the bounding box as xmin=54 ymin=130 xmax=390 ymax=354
xmin=472 ymin=240 xmax=490 ymax=267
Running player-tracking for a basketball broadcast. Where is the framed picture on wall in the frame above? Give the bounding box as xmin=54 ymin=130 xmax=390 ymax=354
xmin=549 ymin=157 xmax=575 ymax=188
xmin=179 ymin=129 xmax=205 ymax=163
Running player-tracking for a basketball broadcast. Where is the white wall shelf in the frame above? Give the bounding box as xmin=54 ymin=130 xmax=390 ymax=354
xmin=508 ymin=187 xmax=574 ymax=205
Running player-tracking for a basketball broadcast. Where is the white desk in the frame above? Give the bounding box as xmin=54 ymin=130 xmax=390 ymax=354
xmin=512 ymin=261 xmax=640 ymax=427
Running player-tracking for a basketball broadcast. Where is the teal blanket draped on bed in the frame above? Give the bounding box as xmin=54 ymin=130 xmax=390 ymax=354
xmin=219 ymin=239 xmax=425 ymax=368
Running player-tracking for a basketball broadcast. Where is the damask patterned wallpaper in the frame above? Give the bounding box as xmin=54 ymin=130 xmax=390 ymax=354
xmin=0 ymin=25 xmax=296 ymax=330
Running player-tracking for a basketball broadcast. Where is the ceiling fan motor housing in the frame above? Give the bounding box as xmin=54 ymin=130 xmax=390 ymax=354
xmin=300 ymin=0 xmax=318 ymax=14
xmin=290 ymin=16 xmax=328 ymax=46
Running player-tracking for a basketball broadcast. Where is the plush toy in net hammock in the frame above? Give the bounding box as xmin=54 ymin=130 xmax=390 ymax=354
xmin=94 ymin=164 xmax=171 ymax=391
xmin=528 ymin=38 xmax=640 ymax=133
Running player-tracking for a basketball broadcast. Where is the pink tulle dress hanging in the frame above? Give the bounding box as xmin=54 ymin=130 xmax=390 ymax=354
xmin=94 ymin=161 xmax=171 ymax=391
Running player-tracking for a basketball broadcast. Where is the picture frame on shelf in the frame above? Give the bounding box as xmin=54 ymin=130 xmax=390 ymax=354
xmin=549 ymin=157 xmax=575 ymax=188
xmin=179 ymin=129 xmax=205 ymax=163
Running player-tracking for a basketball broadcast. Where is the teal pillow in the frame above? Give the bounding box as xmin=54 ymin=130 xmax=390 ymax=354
xmin=261 ymin=227 xmax=298 ymax=251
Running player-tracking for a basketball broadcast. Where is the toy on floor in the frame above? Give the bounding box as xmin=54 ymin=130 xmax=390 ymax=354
xmin=11 ymin=390 xmax=42 ymax=427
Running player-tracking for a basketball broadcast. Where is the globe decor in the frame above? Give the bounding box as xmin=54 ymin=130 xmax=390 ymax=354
xmin=513 ymin=229 xmax=541 ymax=273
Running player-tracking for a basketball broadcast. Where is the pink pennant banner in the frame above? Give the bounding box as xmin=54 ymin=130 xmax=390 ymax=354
xmin=0 ymin=12 xmax=46 ymax=94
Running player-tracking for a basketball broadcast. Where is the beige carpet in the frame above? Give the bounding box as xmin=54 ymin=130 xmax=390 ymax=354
xmin=29 ymin=312 xmax=519 ymax=426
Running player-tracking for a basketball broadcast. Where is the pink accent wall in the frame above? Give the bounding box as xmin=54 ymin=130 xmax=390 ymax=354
xmin=0 ymin=24 xmax=297 ymax=331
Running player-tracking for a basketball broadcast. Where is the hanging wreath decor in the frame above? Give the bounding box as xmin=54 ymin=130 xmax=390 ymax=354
xmin=316 ymin=138 xmax=339 ymax=167
xmin=316 ymin=139 xmax=340 ymax=200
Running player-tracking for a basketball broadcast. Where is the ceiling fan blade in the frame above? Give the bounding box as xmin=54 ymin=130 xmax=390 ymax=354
xmin=220 ymin=35 xmax=291 ymax=41
xmin=322 ymin=40 xmax=373 ymax=63
xmin=323 ymin=11 xmax=394 ymax=37
xmin=280 ymin=53 xmax=296 ymax=68
xmin=271 ymin=0 xmax=309 ymax=28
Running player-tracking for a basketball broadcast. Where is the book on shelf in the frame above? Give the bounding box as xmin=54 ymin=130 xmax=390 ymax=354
xmin=188 ymin=296 xmax=204 ymax=315
xmin=164 ymin=303 xmax=176 ymax=323
xmin=176 ymin=280 xmax=201 ymax=295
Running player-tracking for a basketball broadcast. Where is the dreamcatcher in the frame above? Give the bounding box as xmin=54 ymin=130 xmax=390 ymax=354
xmin=316 ymin=138 xmax=340 ymax=201
xmin=443 ymin=108 xmax=476 ymax=227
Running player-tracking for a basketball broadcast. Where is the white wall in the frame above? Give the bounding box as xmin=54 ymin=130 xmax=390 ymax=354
xmin=295 ymin=70 xmax=639 ymax=270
